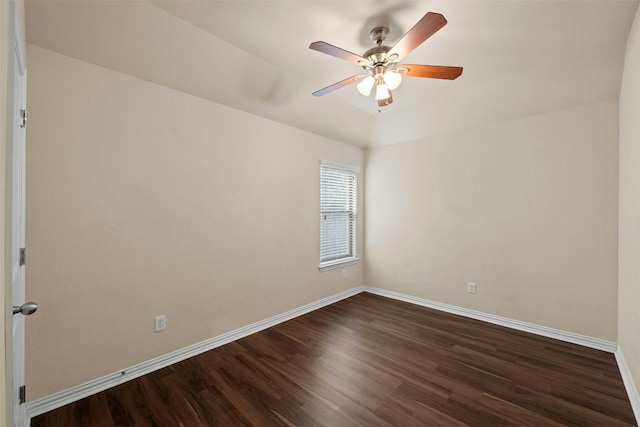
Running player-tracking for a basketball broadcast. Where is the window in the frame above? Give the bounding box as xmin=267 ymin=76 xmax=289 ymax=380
xmin=320 ymin=161 xmax=359 ymax=270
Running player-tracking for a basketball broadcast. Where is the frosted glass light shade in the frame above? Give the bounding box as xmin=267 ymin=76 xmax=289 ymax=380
xmin=375 ymin=83 xmax=390 ymax=100
xmin=384 ymin=71 xmax=402 ymax=90
xmin=356 ymin=76 xmax=375 ymax=96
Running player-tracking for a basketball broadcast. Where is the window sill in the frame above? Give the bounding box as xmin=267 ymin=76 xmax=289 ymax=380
xmin=319 ymin=257 xmax=360 ymax=272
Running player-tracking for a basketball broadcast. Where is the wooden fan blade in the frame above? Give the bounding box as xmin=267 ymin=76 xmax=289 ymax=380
xmin=387 ymin=12 xmax=447 ymax=62
xmin=401 ymin=64 xmax=463 ymax=80
xmin=312 ymin=75 xmax=362 ymax=96
xmin=309 ymin=41 xmax=368 ymax=65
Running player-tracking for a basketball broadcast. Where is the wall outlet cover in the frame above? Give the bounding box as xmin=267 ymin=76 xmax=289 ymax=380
xmin=154 ymin=315 xmax=167 ymax=332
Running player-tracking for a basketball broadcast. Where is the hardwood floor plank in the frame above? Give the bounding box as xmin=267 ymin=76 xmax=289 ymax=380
xmin=196 ymin=387 xmax=253 ymax=426
xmin=32 ymin=293 xmax=636 ymax=426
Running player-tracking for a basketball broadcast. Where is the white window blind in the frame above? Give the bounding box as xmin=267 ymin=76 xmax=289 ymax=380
xmin=320 ymin=161 xmax=359 ymax=269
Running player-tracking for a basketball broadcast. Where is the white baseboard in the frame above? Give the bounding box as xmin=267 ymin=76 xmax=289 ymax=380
xmin=363 ymin=286 xmax=618 ymax=353
xmin=26 ymin=286 xmax=366 ymax=419
xmin=615 ymin=346 xmax=640 ymax=424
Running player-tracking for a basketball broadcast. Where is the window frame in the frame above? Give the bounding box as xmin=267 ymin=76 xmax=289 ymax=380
xmin=319 ymin=160 xmax=360 ymax=272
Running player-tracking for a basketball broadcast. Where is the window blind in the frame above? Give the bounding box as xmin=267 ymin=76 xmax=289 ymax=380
xmin=320 ymin=162 xmax=358 ymax=266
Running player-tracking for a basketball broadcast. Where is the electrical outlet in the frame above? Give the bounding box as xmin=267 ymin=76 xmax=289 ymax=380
xmin=341 ymin=269 xmax=348 ymax=279
xmin=154 ymin=315 xmax=167 ymax=332
xmin=468 ymin=282 xmax=477 ymax=294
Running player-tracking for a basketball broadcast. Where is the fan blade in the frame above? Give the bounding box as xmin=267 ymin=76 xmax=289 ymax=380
xmin=387 ymin=12 xmax=447 ymax=63
xmin=309 ymin=41 xmax=368 ymax=65
xmin=312 ymin=75 xmax=362 ymax=97
xmin=401 ymin=64 xmax=463 ymax=80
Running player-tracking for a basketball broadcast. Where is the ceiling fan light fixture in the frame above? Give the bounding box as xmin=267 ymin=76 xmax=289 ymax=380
xmin=356 ymin=75 xmax=375 ymax=96
xmin=375 ymin=82 xmax=390 ymax=101
xmin=378 ymin=91 xmax=393 ymax=107
xmin=383 ymin=70 xmax=402 ymax=91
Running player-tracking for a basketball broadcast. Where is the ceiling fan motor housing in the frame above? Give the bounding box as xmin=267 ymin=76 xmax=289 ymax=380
xmin=363 ymin=45 xmax=391 ymax=67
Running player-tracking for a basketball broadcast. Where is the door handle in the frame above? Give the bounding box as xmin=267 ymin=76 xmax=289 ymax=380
xmin=13 ymin=302 xmax=38 ymax=316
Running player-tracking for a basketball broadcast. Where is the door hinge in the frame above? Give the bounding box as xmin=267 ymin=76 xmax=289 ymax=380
xmin=20 ymin=109 xmax=27 ymax=128
xmin=19 ymin=385 xmax=26 ymax=404
xmin=19 ymin=248 xmax=26 ymax=266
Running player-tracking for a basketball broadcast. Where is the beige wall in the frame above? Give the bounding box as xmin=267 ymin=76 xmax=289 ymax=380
xmin=25 ymin=45 xmax=364 ymax=400
xmin=365 ymin=100 xmax=619 ymax=340
xmin=618 ymin=5 xmax=640 ymax=404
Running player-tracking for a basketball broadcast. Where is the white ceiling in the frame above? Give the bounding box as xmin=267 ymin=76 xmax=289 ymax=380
xmin=25 ymin=0 xmax=639 ymax=148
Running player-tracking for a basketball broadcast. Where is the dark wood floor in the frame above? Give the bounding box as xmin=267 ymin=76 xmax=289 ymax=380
xmin=32 ymin=293 xmax=636 ymax=426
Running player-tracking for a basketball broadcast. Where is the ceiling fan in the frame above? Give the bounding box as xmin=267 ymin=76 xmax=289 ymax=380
xmin=309 ymin=12 xmax=463 ymax=107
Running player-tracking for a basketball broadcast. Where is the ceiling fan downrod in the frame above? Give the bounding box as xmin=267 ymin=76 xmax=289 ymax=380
xmin=362 ymin=27 xmax=393 ymax=67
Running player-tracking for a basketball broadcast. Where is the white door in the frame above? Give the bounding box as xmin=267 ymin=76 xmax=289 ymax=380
xmin=8 ymin=7 xmax=35 ymax=427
